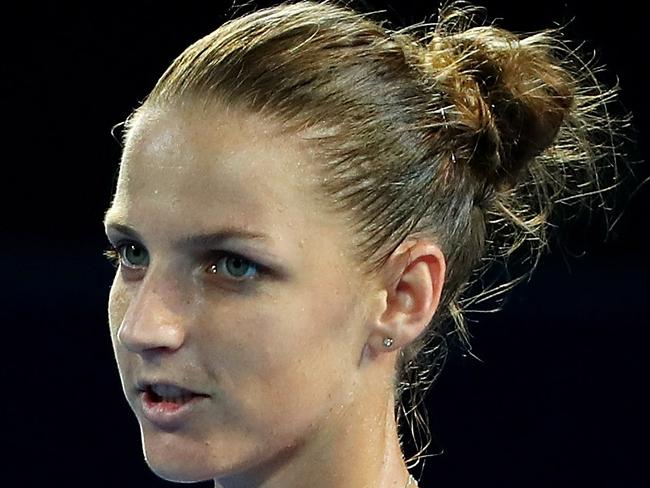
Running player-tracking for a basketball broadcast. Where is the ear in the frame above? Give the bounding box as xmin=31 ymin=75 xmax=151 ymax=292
xmin=365 ymin=239 xmax=446 ymax=357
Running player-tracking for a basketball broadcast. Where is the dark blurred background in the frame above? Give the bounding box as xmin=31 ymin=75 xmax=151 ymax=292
xmin=2 ymin=1 xmax=648 ymax=487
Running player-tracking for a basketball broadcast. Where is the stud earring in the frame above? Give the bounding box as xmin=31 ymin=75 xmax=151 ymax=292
xmin=383 ymin=337 xmax=394 ymax=348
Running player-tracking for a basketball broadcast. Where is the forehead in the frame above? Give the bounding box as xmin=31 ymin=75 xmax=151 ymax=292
xmin=106 ymin=104 xmax=326 ymax=238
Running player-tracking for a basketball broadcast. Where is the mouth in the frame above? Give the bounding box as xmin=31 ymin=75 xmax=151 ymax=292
xmin=137 ymin=383 xmax=210 ymax=427
xmin=139 ymin=383 xmax=210 ymax=404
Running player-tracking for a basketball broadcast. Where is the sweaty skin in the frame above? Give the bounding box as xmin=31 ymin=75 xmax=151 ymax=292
xmin=104 ymin=102 xmax=440 ymax=488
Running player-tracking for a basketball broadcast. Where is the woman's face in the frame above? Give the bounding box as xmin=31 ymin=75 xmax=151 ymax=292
xmin=103 ymin=103 xmax=378 ymax=482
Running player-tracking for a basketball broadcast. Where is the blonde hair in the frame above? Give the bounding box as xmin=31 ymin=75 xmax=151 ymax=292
xmin=121 ymin=0 xmax=631 ymax=468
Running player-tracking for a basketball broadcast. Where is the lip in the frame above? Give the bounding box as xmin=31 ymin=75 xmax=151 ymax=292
xmin=139 ymin=389 xmax=209 ymax=429
xmin=135 ymin=379 xmax=207 ymax=396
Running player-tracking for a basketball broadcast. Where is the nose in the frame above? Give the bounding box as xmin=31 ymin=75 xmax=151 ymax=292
xmin=117 ymin=268 xmax=187 ymax=354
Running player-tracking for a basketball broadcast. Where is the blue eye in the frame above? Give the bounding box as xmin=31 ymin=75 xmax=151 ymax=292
xmin=119 ymin=243 xmax=149 ymax=268
xmin=208 ymin=253 xmax=260 ymax=281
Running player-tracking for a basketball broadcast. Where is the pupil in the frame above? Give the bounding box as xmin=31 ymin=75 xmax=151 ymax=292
xmin=125 ymin=244 xmax=147 ymax=266
xmin=227 ymin=257 xmax=247 ymax=276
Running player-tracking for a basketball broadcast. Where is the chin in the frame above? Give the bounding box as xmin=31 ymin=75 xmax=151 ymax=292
xmin=143 ymin=448 xmax=219 ymax=483
xmin=138 ymin=427 xmax=259 ymax=484
xmin=138 ymin=430 xmax=220 ymax=483
xmin=149 ymin=466 xmax=215 ymax=483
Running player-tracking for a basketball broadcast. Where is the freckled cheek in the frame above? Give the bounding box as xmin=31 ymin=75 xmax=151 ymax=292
xmin=197 ymin=302 xmax=302 ymax=382
xmin=199 ymin=307 xmax=294 ymax=374
xmin=214 ymin=321 xmax=334 ymax=430
xmin=105 ymin=284 xmax=135 ymax=390
xmin=107 ymin=281 xmax=130 ymax=342
xmin=229 ymin=298 xmax=354 ymax=405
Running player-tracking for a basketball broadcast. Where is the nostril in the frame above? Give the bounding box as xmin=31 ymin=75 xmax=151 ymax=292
xmin=117 ymin=317 xmax=186 ymax=354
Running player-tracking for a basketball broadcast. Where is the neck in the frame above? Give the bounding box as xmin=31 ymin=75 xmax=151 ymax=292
xmin=213 ymin=387 xmax=413 ymax=488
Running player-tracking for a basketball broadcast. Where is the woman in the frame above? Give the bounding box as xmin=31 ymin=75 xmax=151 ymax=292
xmin=102 ymin=1 xmax=626 ymax=487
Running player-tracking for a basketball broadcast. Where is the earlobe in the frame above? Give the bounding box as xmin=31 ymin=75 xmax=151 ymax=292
xmin=364 ymin=332 xmax=399 ymax=360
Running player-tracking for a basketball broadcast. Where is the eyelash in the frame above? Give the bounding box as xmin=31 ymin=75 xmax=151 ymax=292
xmin=103 ymin=247 xmax=121 ymax=268
xmin=103 ymin=242 xmax=264 ymax=282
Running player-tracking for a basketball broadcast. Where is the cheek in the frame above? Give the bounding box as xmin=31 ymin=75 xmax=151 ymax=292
xmin=107 ymin=277 xmax=129 ymax=344
xmin=203 ymin=284 xmax=363 ymax=429
xmin=106 ymin=278 xmax=138 ymax=396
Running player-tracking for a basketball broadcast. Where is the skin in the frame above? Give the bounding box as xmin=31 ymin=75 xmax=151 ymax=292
xmin=103 ymin=101 xmax=446 ymax=488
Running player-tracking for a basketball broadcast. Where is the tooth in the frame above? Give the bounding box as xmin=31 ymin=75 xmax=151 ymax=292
xmin=161 ymin=395 xmax=189 ymax=404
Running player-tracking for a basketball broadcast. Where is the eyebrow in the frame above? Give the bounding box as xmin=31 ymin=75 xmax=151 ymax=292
xmin=104 ymin=222 xmax=271 ymax=249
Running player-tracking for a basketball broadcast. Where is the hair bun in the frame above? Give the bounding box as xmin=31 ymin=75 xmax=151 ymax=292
xmin=424 ymin=25 xmax=576 ymax=190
